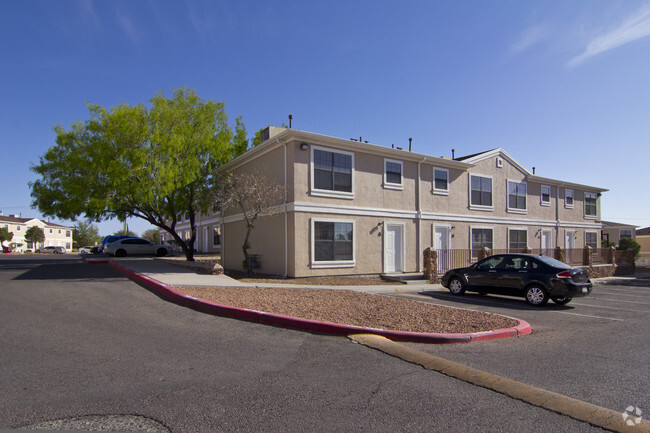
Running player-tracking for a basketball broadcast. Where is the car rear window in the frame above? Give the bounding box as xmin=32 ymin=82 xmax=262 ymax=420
xmin=534 ymin=255 xmax=571 ymax=269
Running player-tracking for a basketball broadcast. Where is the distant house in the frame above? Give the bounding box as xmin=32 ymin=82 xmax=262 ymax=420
xmin=164 ymin=127 xmax=608 ymax=277
xmin=601 ymin=220 xmax=637 ymax=246
xmin=0 ymin=214 xmax=73 ymax=252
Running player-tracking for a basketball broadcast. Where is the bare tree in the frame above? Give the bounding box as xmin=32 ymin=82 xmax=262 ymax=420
xmin=218 ymin=171 xmax=285 ymax=275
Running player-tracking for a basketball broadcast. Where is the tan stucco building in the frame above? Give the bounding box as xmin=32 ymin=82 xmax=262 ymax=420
xmin=0 ymin=214 xmax=73 ymax=252
xmin=167 ymin=127 xmax=608 ymax=277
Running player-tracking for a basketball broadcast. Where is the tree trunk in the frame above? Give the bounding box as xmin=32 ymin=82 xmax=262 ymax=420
xmin=242 ymin=223 xmax=253 ymax=276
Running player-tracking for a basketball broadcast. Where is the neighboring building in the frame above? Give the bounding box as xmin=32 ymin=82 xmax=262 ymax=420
xmin=166 ymin=127 xmax=608 ymax=277
xmin=0 ymin=214 xmax=73 ymax=252
xmin=636 ymin=227 xmax=650 ymax=267
xmin=601 ymin=220 xmax=637 ymax=246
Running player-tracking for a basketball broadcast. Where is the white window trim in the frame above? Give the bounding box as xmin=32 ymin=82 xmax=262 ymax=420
xmin=565 ymin=188 xmax=574 ymax=209
xmin=540 ymin=185 xmax=551 ymax=207
xmin=469 ymin=173 xmax=494 ymax=211
xmin=383 ymin=158 xmax=404 ymax=190
xmin=507 ymin=179 xmax=528 ymax=214
xmin=433 ymin=167 xmax=450 ymax=195
xmin=507 ymin=227 xmax=528 ymax=251
xmin=584 ymin=192 xmax=598 ymax=220
xmin=585 ymin=230 xmax=599 ymax=248
xmin=310 ymin=145 xmax=355 ymax=199
xmin=310 ymin=217 xmax=356 ymax=269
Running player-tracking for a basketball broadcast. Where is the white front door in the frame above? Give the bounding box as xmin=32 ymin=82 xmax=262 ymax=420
xmin=385 ymin=224 xmax=403 ymax=273
xmin=434 ymin=226 xmax=450 ymax=272
xmin=541 ymin=230 xmax=551 ymax=255
xmin=566 ymin=231 xmax=576 ymax=249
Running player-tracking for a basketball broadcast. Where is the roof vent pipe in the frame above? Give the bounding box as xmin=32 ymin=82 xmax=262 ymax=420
xmin=533 ymin=167 xmax=536 ymax=175
xmin=288 ymin=114 xmax=292 ymax=128
xmin=409 ymin=138 xmax=412 ymax=152
xmin=452 ymin=149 xmax=455 ymax=159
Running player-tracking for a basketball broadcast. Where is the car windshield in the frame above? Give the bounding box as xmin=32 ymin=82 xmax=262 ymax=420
xmin=534 ymin=255 xmax=572 ymax=269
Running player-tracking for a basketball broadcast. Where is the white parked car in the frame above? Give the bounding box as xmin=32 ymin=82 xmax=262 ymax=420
xmin=103 ymin=237 xmax=171 ymax=257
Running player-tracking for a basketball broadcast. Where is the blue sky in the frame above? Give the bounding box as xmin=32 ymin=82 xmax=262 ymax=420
xmin=2 ymin=0 xmax=649 ymax=237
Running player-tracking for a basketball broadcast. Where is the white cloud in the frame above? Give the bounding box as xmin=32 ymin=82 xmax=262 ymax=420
xmin=511 ymin=24 xmax=547 ymax=54
xmin=569 ymin=5 xmax=650 ymax=68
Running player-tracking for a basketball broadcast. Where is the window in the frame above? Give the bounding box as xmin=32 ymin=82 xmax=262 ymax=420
xmin=17 ymin=226 xmax=21 ymax=231
xmin=213 ymin=227 xmax=221 ymax=246
xmin=620 ymin=229 xmax=633 ymax=239
xmin=585 ymin=232 xmax=598 ymax=249
xmin=471 ymin=228 xmax=493 ymax=251
xmin=470 ymin=175 xmax=492 ymax=208
xmin=433 ymin=168 xmax=449 ymax=193
xmin=312 ymin=220 xmax=354 ymax=265
xmin=66 ymin=230 xmax=71 ymax=237
xmin=584 ymin=192 xmax=597 ymax=217
xmin=508 ymin=180 xmax=527 ymax=212
xmin=565 ymin=189 xmax=574 ymax=208
xmin=383 ymin=159 xmax=403 ymax=188
xmin=49 ymin=229 xmax=53 ymax=233
xmin=312 ymin=147 xmax=353 ymax=195
xmin=541 ymin=185 xmax=551 ymax=205
xmin=509 ymin=229 xmax=528 ymax=251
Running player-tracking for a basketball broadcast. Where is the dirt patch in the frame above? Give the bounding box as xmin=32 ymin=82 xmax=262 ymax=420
xmin=176 ymin=286 xmax=519 ymax=334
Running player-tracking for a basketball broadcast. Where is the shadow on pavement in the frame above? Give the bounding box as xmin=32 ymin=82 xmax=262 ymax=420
xmin=6 ymin=259 xmax=125 ymax=281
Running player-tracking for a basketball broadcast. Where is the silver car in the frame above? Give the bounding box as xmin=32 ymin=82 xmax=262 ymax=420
xmin=103 ymin=237 xmax=171 ymax=257
xmin=36 ymin=246 xmax=66 ymax=254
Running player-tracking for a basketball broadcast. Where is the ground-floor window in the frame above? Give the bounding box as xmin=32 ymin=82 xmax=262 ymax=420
xmin=585 ymin=232 xmax=598 ymax=249
xmin=313 ymin=220 xmax=354 ymax=264
xmin=508 ymin=229 xmax=527 ymax=251
xmin=471 ymin=228 xmax=493 ymax=251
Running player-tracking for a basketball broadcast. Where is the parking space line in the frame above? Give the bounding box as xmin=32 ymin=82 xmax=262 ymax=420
xmin=587 ymin=296 xmax=650 ymax=305
xmin=568 ymin=302 xmax=650 ymax=313
xmin=551 ymin=310 xmax=624 ymax=321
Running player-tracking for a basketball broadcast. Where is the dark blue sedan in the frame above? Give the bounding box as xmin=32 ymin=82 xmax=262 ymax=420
xmin=440 ymin=254 xmax=592 ymax=306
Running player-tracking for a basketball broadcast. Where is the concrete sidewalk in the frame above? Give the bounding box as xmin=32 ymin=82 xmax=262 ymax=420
xmin=91 ymin=257 xmax=441 ymax=294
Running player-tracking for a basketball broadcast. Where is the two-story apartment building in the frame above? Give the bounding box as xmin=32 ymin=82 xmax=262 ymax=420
xmin=0 ymin=214 xmax=73 ymax=252
xmin=166 ymin=127 xmax=607 ymax=277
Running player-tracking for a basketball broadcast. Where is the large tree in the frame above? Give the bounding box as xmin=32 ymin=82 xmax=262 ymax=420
xmin=30 ymin=88 xmax=248 ymax=261
xmin=0 ymin=227 xmax=13 ymax=244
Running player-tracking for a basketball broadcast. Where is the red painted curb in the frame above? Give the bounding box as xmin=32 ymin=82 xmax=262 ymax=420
xmin=107 ymin=261 xmax=532 ymax=344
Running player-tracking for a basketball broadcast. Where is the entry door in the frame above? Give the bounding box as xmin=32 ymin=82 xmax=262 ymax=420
xmin=541 ymin=230 xmax=551 ymax=256
xmin=434 ymin=226 xmax=450 ymax=273
xmin=566 ymin=231 xmax=576 ymax=249
xmin=202 ymin=227 xmax=209 ymax=253
xmin=385 ymin=224 xmax=403 ymax=273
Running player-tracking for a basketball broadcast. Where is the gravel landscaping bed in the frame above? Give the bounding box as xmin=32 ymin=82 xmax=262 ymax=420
xmin=176 ymin=285 xmax=519 ymax=334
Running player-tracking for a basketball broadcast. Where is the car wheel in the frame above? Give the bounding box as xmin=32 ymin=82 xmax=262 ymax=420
xmin=156 ymin=248 xmax=167 ymax=257
xmin=552 ymin=296 xmax=572 ymax=305
xmin=115 ymin=249 xmax=127 ymax=257
xmin=525 ymin=285 xmax=549 ymax=306
xmin=448 ymin=277 xmax=466 ymax=295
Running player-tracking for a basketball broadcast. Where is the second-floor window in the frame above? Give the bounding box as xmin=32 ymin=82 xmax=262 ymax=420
xmin=470 ymin=175 xmax=492 ymax=208
xmin=584 ymin=192 xmax=597 ymax=217
xmin=383 ymin=159 xmax=403 ymax=189
xmin=508 ymin=180 xmax=527 ymax=212
xmin=541 ymin=185 xmax=551 ymax=205
xmin=433 ymin=168 xmax=449 ymax=193
xmin=312 ymin=147 xmax=353 ymax=195
xmin=565 ymin=189 xmax=574 ymax=208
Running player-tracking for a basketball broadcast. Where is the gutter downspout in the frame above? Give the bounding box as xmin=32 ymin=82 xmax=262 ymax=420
xmin=556 ymin=183 xmax=563 ymax=249
xmin=416 ymin=157 xmax=426 ymax=272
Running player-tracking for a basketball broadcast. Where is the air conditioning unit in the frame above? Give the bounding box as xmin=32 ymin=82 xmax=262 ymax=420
xmin=496 ymin=157 xmax=504 ymax=168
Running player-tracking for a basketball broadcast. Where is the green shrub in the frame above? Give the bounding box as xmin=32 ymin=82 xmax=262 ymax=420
xmin=617 ymin=237 xmax=641 ymax=258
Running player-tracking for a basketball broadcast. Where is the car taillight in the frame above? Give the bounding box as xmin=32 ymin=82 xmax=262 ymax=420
xmin=557 ymin=271 xmax=572 ymax=279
